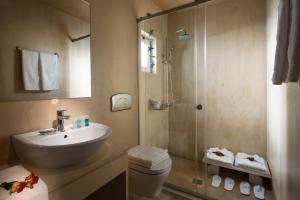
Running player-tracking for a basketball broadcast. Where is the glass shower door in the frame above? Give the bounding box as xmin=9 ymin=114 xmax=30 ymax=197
xmin=138 ymin=5 xmax=207 ymax=198
xmin=163 ymin=7 xmax=202 ymax=194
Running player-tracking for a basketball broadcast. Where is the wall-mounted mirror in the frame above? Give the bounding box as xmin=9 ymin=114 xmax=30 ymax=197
xmin=0 ymin=0 xmax=91 ymax=101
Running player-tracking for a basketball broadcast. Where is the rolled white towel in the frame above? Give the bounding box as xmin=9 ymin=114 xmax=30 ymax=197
xmin=206 ymin=147 xmax=234 ymax=165
xmin=235 ymin=153 xmax=268 ymax=173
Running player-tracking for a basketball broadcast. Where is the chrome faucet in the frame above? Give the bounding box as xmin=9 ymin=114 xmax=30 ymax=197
xmin=57 ymin=110 xmax=70 ymax=132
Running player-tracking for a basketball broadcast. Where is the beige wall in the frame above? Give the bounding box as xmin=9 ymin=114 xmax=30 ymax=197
xmin=206 ymin=0 xmax=267 ymax=157
xmin=0 ymin=0 xmax=159 ymax=198
xmin=0 ymin=0 xmax=90 ymax=101
xmin=267 ymin=0 xmax=300 ymax=199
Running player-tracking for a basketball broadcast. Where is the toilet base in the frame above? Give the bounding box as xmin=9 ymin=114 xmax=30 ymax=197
xmin=129 ymin=167 xmax=171 ymax=198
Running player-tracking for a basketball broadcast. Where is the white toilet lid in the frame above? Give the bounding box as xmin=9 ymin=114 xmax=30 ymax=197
xmin=129 ymin=158 xmax=172 ymax=175
xmin=128 ymin=145 xmax=169 ymax=168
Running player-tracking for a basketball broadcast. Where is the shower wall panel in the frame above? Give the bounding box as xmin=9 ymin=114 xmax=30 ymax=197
xmin=139 ymin=16 xmax=170 ymax=149
xmin=205 ymin=0 xmax=267 ymax=156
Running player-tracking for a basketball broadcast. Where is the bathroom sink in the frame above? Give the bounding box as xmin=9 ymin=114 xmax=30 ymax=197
xmin=12 ymin=123 xmax=112 ymax=169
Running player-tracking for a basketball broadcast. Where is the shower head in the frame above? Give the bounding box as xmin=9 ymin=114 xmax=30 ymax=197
xmin=176 ymin=28 xmax=192 ymax=41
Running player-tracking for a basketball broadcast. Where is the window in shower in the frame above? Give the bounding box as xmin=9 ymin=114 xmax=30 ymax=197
xmin=140 ymin=30 xmax=157 ymax=74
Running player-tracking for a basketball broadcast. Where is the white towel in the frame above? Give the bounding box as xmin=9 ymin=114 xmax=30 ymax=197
xmin=0 ymin=165 xmax=48 ymax=200
xmin=21 ymin=50 xmax=40 ymax=90
xmin=40 ymin=52 xmax=59 ymax=91
xmin=128 ymin=145 xmax=169 ymax=168
xmin=206 ymin=147 xmax=235 ymax=165
xmin=235 ymin=153 xmax=268 ymax=173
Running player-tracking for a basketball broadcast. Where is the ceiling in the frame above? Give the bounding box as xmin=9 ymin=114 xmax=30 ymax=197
xmin=39 ymin=0 xmax=90 ymax=22
xmin=39 ymin=0 xmax=194 ymax=21
xmin=152 ymin=0 xmax=194 ymax=10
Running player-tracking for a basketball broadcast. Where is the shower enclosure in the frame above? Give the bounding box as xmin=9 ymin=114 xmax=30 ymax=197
xmin=138 ymin=4 xmax=208 ymax=197
xmin=138 ymin=0 xmax=266 ymax=199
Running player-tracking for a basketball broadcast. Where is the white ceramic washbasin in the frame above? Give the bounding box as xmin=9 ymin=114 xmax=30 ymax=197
xmin=12 ymin=123 xmax=112 ymax=169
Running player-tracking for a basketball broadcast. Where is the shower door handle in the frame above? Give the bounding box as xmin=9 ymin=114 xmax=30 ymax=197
xmin=196 ymin=104 xmax=203 ymax=110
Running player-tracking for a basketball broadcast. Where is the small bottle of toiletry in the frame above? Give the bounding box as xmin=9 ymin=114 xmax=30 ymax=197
xmin=80 ymin=116 xmax=85 ymax=128
xmin=73 ymin=119 xmax=77 ymax=129
xmin=76 ymin=118 xmax=82 ymax=128
xmin=84 ymin=115 xmax=90 ymax=127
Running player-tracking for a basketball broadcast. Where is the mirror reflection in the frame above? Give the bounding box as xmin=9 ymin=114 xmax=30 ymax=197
xmin=0 ymin=0 xmax=91 ymax=101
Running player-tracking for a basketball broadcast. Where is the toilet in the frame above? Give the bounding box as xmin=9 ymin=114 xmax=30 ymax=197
xmin=128 ymin=145 xmax=172 ymax=198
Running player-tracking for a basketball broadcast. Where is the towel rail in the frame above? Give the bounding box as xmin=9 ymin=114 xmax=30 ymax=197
xmin=71 ymin=34 xmax=90 ymax=42
xmin=16 ymin=46 xmax=59 ymax=57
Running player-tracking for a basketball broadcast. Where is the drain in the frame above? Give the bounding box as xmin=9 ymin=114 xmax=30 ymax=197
xmin=192 ymin=178 xmax=204 ymax=185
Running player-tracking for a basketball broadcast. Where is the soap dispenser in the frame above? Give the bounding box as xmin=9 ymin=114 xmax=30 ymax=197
xmin=84 ymin=115 xmax=90 ymax=127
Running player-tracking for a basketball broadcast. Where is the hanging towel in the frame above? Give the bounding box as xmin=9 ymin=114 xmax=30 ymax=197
xmin=273 ymin=0 xmax=300 ymax=84
xmin=21 ymin=50 xmax=40 ymax=90
xmin=40 ymin=52 xmax=59 ymax=91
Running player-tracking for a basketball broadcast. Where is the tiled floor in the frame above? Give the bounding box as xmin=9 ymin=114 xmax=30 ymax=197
xmin=166 ymin=156 xmax=206 ymax=194
xmin=206 ymin=169 xmax=275 ymax=200
xmin=130 ymin=156 xmax=275 ymax=200
xmin=130 ymin=191 xmax=187 ymax=200
xmin=165 ymin=156 xmax=275 ymax=200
